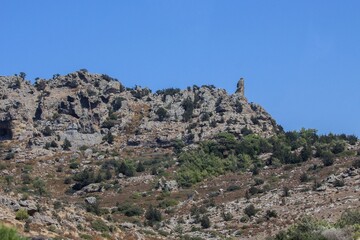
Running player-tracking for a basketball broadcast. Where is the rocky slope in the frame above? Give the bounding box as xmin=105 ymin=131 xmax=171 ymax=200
xmin=0 ymin=71 xmax=359 ymax=240
xmin=0 ymin=70 xmax=278 ymax=149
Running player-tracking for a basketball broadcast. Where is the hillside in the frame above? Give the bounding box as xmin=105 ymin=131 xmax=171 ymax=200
xmin=0 ymin=70 xmax=359 ymax=240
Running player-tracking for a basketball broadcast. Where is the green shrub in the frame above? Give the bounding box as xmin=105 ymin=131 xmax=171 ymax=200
xmin=227 ymin=185 xmax=241 ymax=192
xmin=117 ymin=203 xmax=144 ymax=217
xmin=322 ymin=152 xmax=334 ymax=166
xmin=244 ymin=204 xmax=257 ymax=217
xmin=0 ymin=224 xmax=27 ymax=240
xmin=15 ymin=208 xmax=29 ymax=221
xmin=145 ymin=205 xmax=162 ymax=225
xmin=265 ymin=210 xmax=278 ymax=219
xmin=136 ymin=161 xmax=145 ymax=172
xmin=155 ymin=107 xmax=168 ymax=121
xmin=62 ymin=138 xmax=72 ymax=150
xmin=91 ymin=219 xmax=109 ymax=232
xmin=200 ymin=215 xmax=211 ymax=229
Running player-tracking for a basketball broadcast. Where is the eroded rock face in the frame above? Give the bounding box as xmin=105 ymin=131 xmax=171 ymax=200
xmin=0 ymin=71 xmax=280 ymax=149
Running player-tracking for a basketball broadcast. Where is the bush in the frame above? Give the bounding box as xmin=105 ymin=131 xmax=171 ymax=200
xmin=136 ymin=161 xmax=145 ymax=172
xmin=155 ymin=107 xmax=168 ymax=121
xmin=322 ymin=152 xmax=334 ymax=166
xmin=352 ymin=158 xmax=360 ymax=168
xmin=103 ymin=132 xmax=114 ymax=144
xmin=32 ymin=178 xmax=46 ymax=196
xmin=15 ymin=208 xmax=29 ymax=221
xmin=145 ymin=205 xmax=162 ymax=224
xmin=42 ymin=126 xmax=52 ymax=136
xmin=200 ymin=215 xmax=211 ymax=229
xmin=0 ymin=224 xmax=27 ymax=240
xmin=227 ymin=185 xmax=241 ymax=192
xmin=117 ymin=203 xmax=144 ymax=217
xmin=244 ymin=204 xmax=257 ymax=217
xmin=62 ymin=138 xmax=71 ymax=150
xmin=118 ymin=161 xmax=135 ymax=177
xmin=91 ymin=219 xmax=109 ymax=232
xmin=265 ymin=210 xmax=278 ymax=219
xmin=222 ymin=212 xmax=233 ymax=221
xmin=181 ymin=97 xmax=194 ymax=122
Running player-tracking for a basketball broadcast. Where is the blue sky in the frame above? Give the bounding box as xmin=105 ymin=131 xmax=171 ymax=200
xmin=1 ymin=1 xmax=359 ymax=136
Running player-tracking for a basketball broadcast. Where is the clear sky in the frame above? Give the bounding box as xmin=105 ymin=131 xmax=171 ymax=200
xmin=1 ymin=1 xmax=359 ymax=136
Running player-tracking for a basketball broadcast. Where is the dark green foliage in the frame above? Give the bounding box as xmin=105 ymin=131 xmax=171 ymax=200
xmin=5 ymin=152 xmax=15 ymax=160
xmin=265 ymin=210 xmax=278 ymax=219
xmin=270 ymin=217 xmax=327 ymax=240
xmin=91 ymin=219 xmax=109 ymax=232
xmin=200 ymin=112 xmax=210 ymax=122
xmin=156 ymin=88 xmax=181 ymax=101
xmin=226 ymin=185 xmax=241 ymax=192
xmin=156 ymin=107 xmax=168 ymax=121
xmin=117 ymin=202 xmax=144 ymax=217
xmin=103 ymin=132 xmax=114 ymax=144
xmin=118 ymin=161 xmax=135 ymax=177
xmin=172 ymin=139 xmax=185 ymax=154
xmin=222 ymin=212 xmax=233 ymax=221
xmin=336 ymin=209 xmax=360 ymax=227
xmin=101 ymin=119 xmax=117 ymax=129
xmin=353 ymin=158 xmax=360 ymax=168
xmin=145 ymin=205 xmax=162 ymax=225
xmin=235 ymin=100 xmax=243 ymax=113
xmin=69 ymin=162 xmax=79 ymax=169
xmin=19 ymin=72 xmax=26 ymax=80
xmin=244 ymin=204 xmax=257 ymax=217
xmin=136 ymin=161 xmax=145 ymax=172
xmin=332 ymin=142 xmax=345 ymax=154
xmin=62 ymin=138 xmax=71 ymax=150
xmin=130 ymin=87 xmax=151 ymax=99
xmin=200 ymin=215 xmax=211 ymax=229
xmin=42 ymin=126 xmax=52 ymax=136
xmin=181 ymin=97 xmax=194 ymax=122
xmin=322 ymin=152 xmax=334 ymax=166
xmin=241 ymin=127 xmax=253 ymax=136
xmin=33 ymin=178 xmax=46 ymax=196
xmin=72 ymin=168 xmax=96 ymax=190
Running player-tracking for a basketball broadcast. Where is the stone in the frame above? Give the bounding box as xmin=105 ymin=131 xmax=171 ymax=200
xmin=85 ymin=197 xmax=97 ymax=205
xmin=82 ymin=183 xmax=103 ymax=193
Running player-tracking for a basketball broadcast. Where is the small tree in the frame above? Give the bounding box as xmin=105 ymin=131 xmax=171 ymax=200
xmin=62 ymin=138 xmax=72 ymax=150
xmin=156 ymin=107 xmax=168 ymax=121
xmin=19 ymin=72 xmax=26 ymax=80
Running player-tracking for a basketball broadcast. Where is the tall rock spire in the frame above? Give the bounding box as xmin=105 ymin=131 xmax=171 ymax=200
xmin=236 ymin=78 xmax=245 ymax=97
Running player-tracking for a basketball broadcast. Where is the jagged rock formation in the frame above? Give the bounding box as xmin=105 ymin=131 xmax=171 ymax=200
xmin=0 ymin=71 xmax=279 ymax=149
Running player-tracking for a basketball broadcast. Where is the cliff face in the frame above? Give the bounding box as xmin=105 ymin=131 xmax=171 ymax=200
xmin=0 ymin=71 xmax=279 ymax=149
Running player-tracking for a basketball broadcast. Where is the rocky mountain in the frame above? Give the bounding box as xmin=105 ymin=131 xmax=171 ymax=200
xmin=0 ymin=70 xmax=278 ymax=149
xmin=0 ymin=70 xmax=359 ymax=240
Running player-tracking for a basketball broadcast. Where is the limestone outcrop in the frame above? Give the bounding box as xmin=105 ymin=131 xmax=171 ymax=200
xmin=0 ymin=71 xmax=279 ymax=150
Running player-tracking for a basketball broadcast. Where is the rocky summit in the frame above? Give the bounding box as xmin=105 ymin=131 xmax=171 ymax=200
xmin=0 ymin=70 xmax=278 ymax=148
xmin=0 ymin=70 xmax=359 ymax=240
